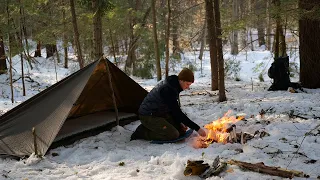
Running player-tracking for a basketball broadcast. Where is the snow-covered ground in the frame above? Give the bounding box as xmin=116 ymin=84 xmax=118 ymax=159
xmin=0 ymin=49 xmax=319 ymax=180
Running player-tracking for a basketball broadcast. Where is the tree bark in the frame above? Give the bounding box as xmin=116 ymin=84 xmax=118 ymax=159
xmin=45 ymin=44 xmax=57 ymax=58
xmin=70 ymin=0 xmax=84 ymax=68
xmin=63 ymin=7 xmax=68 ymax=69
xmin=0 ymin=34 xmax=7 ymax=74
xmin=273 ymin=0 xmax=280 ymax=58
xmin=152 ymin=0 xmax=161 ymax=81
xmin=266 ymin=0 xmax=272 ymax=50
xmin=214 ymin=0 xmax=226 ymax=102
xmin=34 ymin=41 xmax=41 ymax=57
xmin=7 ymin=1 xmax=14 ymax=103
xmin=239 ymin=0 xmax=247 ymax=50
xmin=92 ymin=0 xmax=103 ymax=60
xmin=299 ymin=0 xmax=320 ymax=88
xmin=231 ymin=0 xmax=239 ymax=55
xmin=171 ymin=0 xmax=180 ymax=58
xmin=165 ymin=0 xmax=171 ymax=78
xmin=205 ymin=0 xmax=218 ymax=91
xmin=198 ymin=19 xmax=206 ymax=61
xmin=19 ymin=0 xmax=26 ymax=96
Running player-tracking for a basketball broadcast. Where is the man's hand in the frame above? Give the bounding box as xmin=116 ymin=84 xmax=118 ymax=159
xmin=180 ymin=123 xmax=188 ymax=131
xmin=197 ymin=128 xmax=206 ymax=137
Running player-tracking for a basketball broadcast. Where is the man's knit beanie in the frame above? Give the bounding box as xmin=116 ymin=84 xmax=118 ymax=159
xmin=178 ymin=68 xmax=194 ymax=83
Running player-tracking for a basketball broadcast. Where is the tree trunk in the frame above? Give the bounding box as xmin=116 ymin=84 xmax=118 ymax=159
xmin=125 ymin=0 xmax=140 ymax=75
xmin=152 ymin=0 xmax=161 ymax=81
xmin=92 ymin=0 xmax=103 ymax=60
xmin=299 ymin=0 xmax=320 ymax=88
xmin=198 ymin=19 xmax=206 ymax=61
xmin=165 ymin=0 xmax=171 ymax=78
xmin=231 ymin=0 xmax=239 ymax=55
xmin=45 ymin=44 xmax=57 ymax=58
xmin=266 ymin=0 xmax=272 ymax=50
xmin=19 ymin=0 xmax=26 ymax=96
xmin=7 ymin=1 xmax=14 ymax=103
xmin=70 ymin=0 xmax=84 ymax=68
xmin=239 ymin=0 xmax=247 ymax=50
xmin=279 ymin=25 xmax=287 ymax=57
xmin=205 ymin=0 xmax=218 ymax=91
xmin=171 ymin=0 xmax=180 ymax=58
xmin=0 ymin=34 xmax=7 ymax=74
xmin=214 ymin=0 xmax=226 ymax=102
xmin=255 ymin=0 xmax=266 ymax=47
xmin=273 ymin=0 xmax=280 ymax=58
xmin=34 ymin=41 xmax=41 ymax=57
xmin=63 ymin=7 xmax=68 ymax=69
xmin=109 ymin=30 xmax=118 ymax=66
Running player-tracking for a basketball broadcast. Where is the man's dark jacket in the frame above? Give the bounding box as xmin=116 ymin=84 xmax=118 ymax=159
xmin=139 ymin=75 xmax=200 ymax=131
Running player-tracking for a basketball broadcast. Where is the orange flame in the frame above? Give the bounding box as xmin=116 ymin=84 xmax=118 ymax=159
xmin=204 ymin=110 xmax=244 ymax=144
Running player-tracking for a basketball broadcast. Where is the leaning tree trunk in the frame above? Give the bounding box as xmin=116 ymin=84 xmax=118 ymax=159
xmin=152 ymin=0 xmax=161 ymax=81
xmin=92 ymin=0 xmax=103 ymax=60
xmin=214 ymin=0 xmax=226 ymax=102
xmin=70 ymin=0 xmax=84 ymax=68
xmin=205 ymin=0 xmax=218 ymax=91
xmin=165 ymin=0 xmax=171 ymax=78
xmin=299 ymin=0 xmax=320 ymax=88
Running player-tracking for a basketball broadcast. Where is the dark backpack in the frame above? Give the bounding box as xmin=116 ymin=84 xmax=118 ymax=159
xmin=268 ymin=56 xmax=291 ymax=91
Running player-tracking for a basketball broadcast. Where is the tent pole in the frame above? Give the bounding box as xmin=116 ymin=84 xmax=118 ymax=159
xmin=32 ymin=127 xmax=38 ymax=156
xmin=104 ymin=57 xmax=120 ymax=126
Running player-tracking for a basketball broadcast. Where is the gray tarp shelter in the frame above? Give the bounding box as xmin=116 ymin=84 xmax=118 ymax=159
xmin=0 ymin=58 xmax=147 ymax=157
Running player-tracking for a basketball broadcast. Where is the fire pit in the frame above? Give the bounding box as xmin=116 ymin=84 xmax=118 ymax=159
xmin=193 ymin=111 xmax=254 ymax=148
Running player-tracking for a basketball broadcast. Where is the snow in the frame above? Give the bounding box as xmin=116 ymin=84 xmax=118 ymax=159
xmin=0 ymin=49 xmax=319 ymax=180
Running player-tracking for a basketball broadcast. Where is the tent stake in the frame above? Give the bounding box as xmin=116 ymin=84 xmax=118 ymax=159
xmin=32 ymin=127 xmax=38 ymax=156
xmin=104 ymin=58 xmax=120 ymax=126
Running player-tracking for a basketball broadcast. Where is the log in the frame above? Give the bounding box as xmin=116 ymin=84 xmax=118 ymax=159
xmin=227 ymin=159 xmax=307 ymax=179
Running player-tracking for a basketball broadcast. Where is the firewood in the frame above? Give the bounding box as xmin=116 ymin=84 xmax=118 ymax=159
xmin=184 ymin=160 xmax=210 ymax=176
xmin=200 ymin=156 xmax=227 ymax=178
xmin=227 ymin=159 xmax=307 ymax=179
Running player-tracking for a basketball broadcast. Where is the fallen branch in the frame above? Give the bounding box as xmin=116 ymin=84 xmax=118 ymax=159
xmin=227 ymin=159 xmax=308 ymax=179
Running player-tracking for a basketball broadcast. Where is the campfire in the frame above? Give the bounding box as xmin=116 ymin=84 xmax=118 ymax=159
xmin=194 ymin=110 xmax=254 ymax=148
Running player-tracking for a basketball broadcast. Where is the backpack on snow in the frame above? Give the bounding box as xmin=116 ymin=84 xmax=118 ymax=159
xmin=267 ymin=56 xmax=291 ymax=91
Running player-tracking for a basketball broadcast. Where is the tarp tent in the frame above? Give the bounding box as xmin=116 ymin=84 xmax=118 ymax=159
xmin=0 ymin=58 xmax=148 ymax=157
